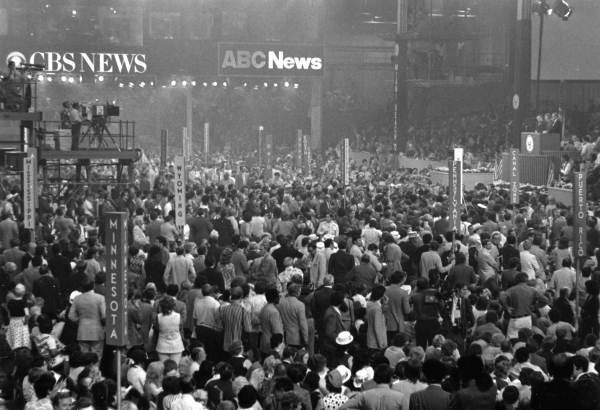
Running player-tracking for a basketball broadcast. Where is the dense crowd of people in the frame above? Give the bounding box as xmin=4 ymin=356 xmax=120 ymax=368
xmin=1 ymin=134 xmax=600 ymax=410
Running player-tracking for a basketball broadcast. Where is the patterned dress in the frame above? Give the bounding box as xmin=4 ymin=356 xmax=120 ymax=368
xmin=6 ymin=298 xmax=30 ymax=350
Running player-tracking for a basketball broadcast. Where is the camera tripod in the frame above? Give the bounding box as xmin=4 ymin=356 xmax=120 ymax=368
xmin=79 ymin=116 xmax=120 ymax=151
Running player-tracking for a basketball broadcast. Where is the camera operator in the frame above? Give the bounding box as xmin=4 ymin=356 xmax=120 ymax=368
xmin=60 ymin=101 xmax=72 ymax=130
xmin=70 ymin=102 xmax=82 ymax=150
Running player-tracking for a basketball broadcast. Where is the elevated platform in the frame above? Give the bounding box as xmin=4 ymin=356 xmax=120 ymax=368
xmin=40 ymin=149 xmax=140 ymax=161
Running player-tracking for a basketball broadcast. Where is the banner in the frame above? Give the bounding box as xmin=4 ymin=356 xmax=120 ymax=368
xmin=258 ymin=126 xmax=264 ymax=168
xmin=23 ymin=148 xmax=36 ymax=230
xmin=104 ymin=212 xmax=128 ymax=347
xmin=203 ymin=122 xmax=210 ymax=162
xmin=160 ymin=129 xmax=168 ymax=169
xmin=573 ymin=171 xmax=587 ymax=262
xmin=218 ymin=42 xmax=324 ymax=77
xmin=296 ymin=129 xmax=303 ymax=170
xmin=510 ymin=149 xmax=520 ymax=204
xmin=448 ymin=160 xmax=462 ymax=231
xmin=303 ymin=134 xmax=311 ymax=178
xmin=341 ymin=138 xmax=350 ymax=186
xmin=173 ymin=156 xmax=186 ymax=234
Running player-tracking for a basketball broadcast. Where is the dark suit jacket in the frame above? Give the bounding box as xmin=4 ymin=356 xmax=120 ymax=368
xmin=410 ymin=385 xmax=450 ymax=410
xmin=311 ymin=286 xmax=334 ymax=332
xmin=328 ymin=251 xmax=354 ymax=283
xmin=384 ymin=284 xmax=411 ymax=333
xmin=323 ymin=306 xmax=347 ymax=346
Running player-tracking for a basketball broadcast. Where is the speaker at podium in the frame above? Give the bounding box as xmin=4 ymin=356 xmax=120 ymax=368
xmin=521 ymin=132 xmax=561 ymax=155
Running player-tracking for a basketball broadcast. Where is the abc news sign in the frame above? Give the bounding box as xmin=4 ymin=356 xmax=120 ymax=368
xmin=218 ymin=43 xmax=323 ymax=77
xmin=6 ymin=50 xmax=147 ymax=74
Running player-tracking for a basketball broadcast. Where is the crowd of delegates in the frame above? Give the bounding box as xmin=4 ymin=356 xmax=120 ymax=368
xmin=4 ymin=139 xmax=600 ymax=410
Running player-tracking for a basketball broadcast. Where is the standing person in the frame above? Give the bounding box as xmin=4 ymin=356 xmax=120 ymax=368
xmin=144 ymin=245 xmax=166 ymax=293
xmin=308 ymin=242 xmax=327 ymax=288
xmin=409 ymin=359 xmax=451 ymax=410
xmin=340 ymin=364 xmax=404 ymax=410
xmin=193 ymin=284 xmax=221 ymax=360
xmin=499 ymin=272 xmax=548 ymax=340
xmin=69 ymin=102 xmax=82 ymax=150
xmin=366 ymin=286 xmax=387 ymax=351
xmin=580 ymin=280 xmax=600 ymax=337
xmin=259 ymin=287 xmax=284 ymax=356
xmin=32 ymin=266 xmax=61 ymax=319
xmin=164 ymin=247 xmax=195 ymax=287
xmin=411 ymin=278 xmax=443 ymax=348
xmin=217 ymin=286 xmax=252 ymax=354
xmin=384 ymin=271 xmax=411 ymax=342
xmin=214 ymin=209 xmax=235 ymax=247
xmin=0 ymin=212 xmax=19 ymax=251
xmin=231 ymin=240 xmax=250 ymax=277
xmin=68 ymin=279 xmax=106 ymax=361
xmin=155 ymin=297 xmax=185 ymax=364
xmin=187 ymin=208 xmax=212 ymax=248
xmin=6 ymin=284 xmax=30 ymax=350
xmin=277 ymin=283 xmax=309 ymax=349
xmin=328 ymin=239 xmax=354 ymax=284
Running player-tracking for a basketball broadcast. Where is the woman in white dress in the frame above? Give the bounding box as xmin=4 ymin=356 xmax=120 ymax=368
xmin=155 ymin=298 xmax=184 ymax=364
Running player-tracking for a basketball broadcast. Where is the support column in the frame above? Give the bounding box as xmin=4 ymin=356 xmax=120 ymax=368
xmin=394 ymin=0 xmax=409 ymax=153
xmin=512 ymin=0 xmax=532 ymax=147
xmin=310 ymin=79 xmax=322 ymax=151
xmin=185 ymin=87 xmax=193 ymax=155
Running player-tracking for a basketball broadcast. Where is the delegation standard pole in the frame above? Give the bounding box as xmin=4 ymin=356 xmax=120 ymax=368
xmin=116 ymin=347 xmax=122 ymax=409
xmin=535 ymin=11 xmax=544 ymax=111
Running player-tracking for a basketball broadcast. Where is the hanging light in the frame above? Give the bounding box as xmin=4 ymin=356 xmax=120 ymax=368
xmin=182 ymin=80 xmax=188 ymax=87
xmin=68 ymin=77 xmax=75 ymax=83
xmin=222 ymin=81 xmax=228 ymax=87
xmin=139 ymin=82 xmax=146 ymax=88
xmin=170 ymin=80 xmax=177 ymax=87
xmin=284 ymin=81 xmax=290 ymax=88
xmin=191 ymin=80 xmax=197 ymax=86
xmin=212 ymin=81 xmax=218 ymax=87
xmin=97 ymin=75 xmax=104 ymax=82
xmin=46 ymin=76 xmax=52 ymax=82
xmin=60 ymin=75 xmax=67 ymax=82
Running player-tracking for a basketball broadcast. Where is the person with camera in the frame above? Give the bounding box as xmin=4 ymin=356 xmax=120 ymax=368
xmin=70 ymin=102 xmax=82 ymax=150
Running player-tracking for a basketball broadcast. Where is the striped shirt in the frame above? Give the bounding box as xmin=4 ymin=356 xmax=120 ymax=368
xmin=217 ymin=301 xmax=252 ymax=352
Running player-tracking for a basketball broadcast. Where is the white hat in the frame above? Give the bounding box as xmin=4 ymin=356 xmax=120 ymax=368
xmin=316 ymin=242 xmax=325 ymax=250
xmin=335 ymin=331 xmax=353 ymax=346
xmin=353 ymin=366 xmax=374 ymax=388
xmin=14 ymin=284 xmax=25 ymax=297
xmin=69 ymin=290 xmax=82 ymax=304
xmin=334 ymin=365 xmax=352 ymax=383
xmin=390 ymin=231 xmax=400 ymax=240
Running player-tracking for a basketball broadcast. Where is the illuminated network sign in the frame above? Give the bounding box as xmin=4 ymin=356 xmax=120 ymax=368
xmin=6 ymin=50 xmax=147 ymax=74
xmin=218 ymin=43 xmax=324 ymax=77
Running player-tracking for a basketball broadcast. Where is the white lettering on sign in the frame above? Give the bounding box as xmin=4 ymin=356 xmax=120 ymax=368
xmin=221 ymin=49 xmax=322 ymax=71
xmin=174 ymin=156 xmax=186 ymax=233
xmin=7 ymin=50 xmax=147 ymax=73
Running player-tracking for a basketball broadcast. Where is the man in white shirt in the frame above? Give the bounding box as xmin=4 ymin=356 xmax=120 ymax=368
xmin=193 ymin=284 xmax=221 ymax=359
xmin=520 ymin=241 xmax=541 ymax=281
xmin=362 ymin=219 xmax=382 ymax=248
xmin=317 ymin=213 xmax=339 ymax=238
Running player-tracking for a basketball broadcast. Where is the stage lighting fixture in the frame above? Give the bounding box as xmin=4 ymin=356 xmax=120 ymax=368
xmin=284 ymin=81 xmax=290 ymax=88
xmin=71 ymin=9 xmax=77 ymax=16
xmin=150 ymin=81 xmax=154 ymax=86
xmin=263 ymin=82 xmax=268 ymax=88
xmin=60 ymin=75 xmax=67 ymax=82
xmin=139 ymin=82 xmax=145 ymax=88
xmin=46 ymin=76 xmax=52 ymax=82
xmin=97 ymin=75 xmax=104 ymax=82
xmin=68 ymin=77 xmax=74 ymax=83
xmin=119 ymin=82 xmax=124 ymax=88
xmin=293 ymin=83 xmax=299 ymax=89
xmin=273 ymin=83 xmax=278 ymax=87
xmin=551 ymin=0 xmax=572 ymax=20
xmin=253 ymin=85 xmax=259 ymax=90
xmin=222 ymin=81 xmax=227 ymax=87
xmin=37 ymin=75 xmax=44 ymax=82
xmin=170 ymin=80 xmax=177 ymax=86
xmin=182 ymin=80 xmax=188 ymax=86
xmin=128 ymin=82 xmax=134 ymax=88
xmin=191 ymin=81 xmax=196 ymax=86
xmin=243 ymin=82 xmax=248 ymax=87
xmin=533 ymin=1 xmax=551 ymax=15
xmin=203 ymin=82 xmax=208 ymax=87
xmin=212 ymin=81 xmax=217 ymax=87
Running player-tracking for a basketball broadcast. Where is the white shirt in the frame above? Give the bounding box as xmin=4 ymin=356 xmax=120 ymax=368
xmin=520 ymin=250 xmax=540 ymax=280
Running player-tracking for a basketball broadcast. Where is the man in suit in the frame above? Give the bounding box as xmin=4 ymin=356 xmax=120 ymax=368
xmin=187 ymin=208 xmax=212 ymax=248
xmin=47 ymin=242 xmax=73 ymax=296
xmin=53 ymin=207 xmax=75 ymax=241
xmin=328 ymin=240 xmax=354 ymax=284
xmin=409 ymin=359 xmax=450 ymax=410
xmin=321 ymin=291 xmax=350 ymax=363
xmin=277 ymin=283 xmax=308 ymax=349
xmin=0 ymin=212 xmax=18 ymax=251
xmin=366 ymin=286 xmax=387 ymax=351
xmin=145 ymin=210 xmax=162 ymax=245
xmin=341 ymin=364 xmax=404 ymax=410
xmin=68 ymin=279 xmax=106 ymax=361
xmin=384 ymin=271 xmax=411 ymax=342
xmin=310 ymin=274 xmax=335 ymax=334
xmin=0 ymin=239 xmax=25 ymax=273
xmin=259 ymin=287 xmax=284 ymax=356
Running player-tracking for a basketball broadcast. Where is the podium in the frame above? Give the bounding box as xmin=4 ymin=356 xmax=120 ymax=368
xmin=521 ymin=132 xmax=561 ymax=155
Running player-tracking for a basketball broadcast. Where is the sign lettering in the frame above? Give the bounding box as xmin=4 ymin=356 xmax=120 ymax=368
xmin=510 ymin=149 xmax=520 ymax=205
xmin=7 ymin=50 xmax=147 ymax=73
xmin=104 ymin=212 xmax=128 ymax=346
xmin=573 ymin=171 xmax=587 ymax=262
xmin=173 ymin=156 xmax=186 ymax=235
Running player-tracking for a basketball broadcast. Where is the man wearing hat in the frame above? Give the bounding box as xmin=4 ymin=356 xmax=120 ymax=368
xmin=341 ymin=364 xmax=404 ymax=410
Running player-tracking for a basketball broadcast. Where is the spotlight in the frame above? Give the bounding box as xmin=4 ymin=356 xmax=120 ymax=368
xmin=243 ymin=82 xmax=248 ymax=87
xmin=60 ymin=75 xmax=67 ymax=82
xmin=71 ymin=9 xmax=77 ymax=16
xmin=46 ymin=76 xmax=52 ymax=82
xmin=273 ymin=83 xmax=278 ymax=87
xmin=284 ymin=81 xmax=290 ymax=88
xmin=150 ymin=81 xmax=154 ymax=86
xmin=119 ymin=82 xmax=124 ymax=88
xmin=263 ymin=82 xmax=268 ymax=88
xmin=37 ymin=75 xmax=44 ymax=82
xmin=293 ymin=83 xmax=299 ymax=89
xmin=26 ymin=74 xmax=32 ymax=80
xmin=139 ymin=82 xmax=145 ymax=88
xmin=170 ymin=80 xmax=177 ymax=87
xmin=203 ymin=82 xmax=208 ymax=87
xmin=222 ymin=81 xmax=227 ymax=87
xmin=191 ymin=81 xmax=196 ymax=86
xmin=97 ymin=75 xmax=104 ymax=82
xmin=68 ymin=77 xmax=74 ymax=83
xmin=551 ymin=0 xmax=573 ymax=20
xmin=128 ymin=82 xmax=134 ymax=88
xmin=212 ymin=81 xmax=218 ymax=87
xmin=253 ymin=85 xmax=259 ymax=90
xmin=182 ymin=80 xmax=188 ymax=87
